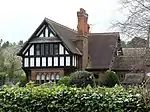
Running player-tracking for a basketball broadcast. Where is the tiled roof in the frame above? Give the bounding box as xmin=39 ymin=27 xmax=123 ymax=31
xmin=122 ymin=48 xmax=146 ymax=57
xmin=88 ymin=32 xmax=119 ymax=69
xmin=113 ymin=48 xmax=150 ymax=70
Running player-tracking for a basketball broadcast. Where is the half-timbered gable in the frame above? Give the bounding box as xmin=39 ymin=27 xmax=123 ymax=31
xmin=18 ymin=17 xmax=82 ymax=84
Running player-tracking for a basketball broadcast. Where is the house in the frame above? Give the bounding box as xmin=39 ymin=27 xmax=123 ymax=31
xmin=17 ymin=8 xmax=124 ymax=84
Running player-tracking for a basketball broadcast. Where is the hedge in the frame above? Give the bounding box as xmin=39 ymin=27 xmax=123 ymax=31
xmin=0 ymin=83 xmax=149 ymax=112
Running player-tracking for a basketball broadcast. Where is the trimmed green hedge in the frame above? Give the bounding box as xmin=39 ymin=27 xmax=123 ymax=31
xmin=0 ymin=83 xmax=149 ymax=112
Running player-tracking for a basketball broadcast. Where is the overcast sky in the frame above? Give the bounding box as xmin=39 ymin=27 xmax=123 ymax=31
xmin=0 ymin=0 xmax=124 ymax=42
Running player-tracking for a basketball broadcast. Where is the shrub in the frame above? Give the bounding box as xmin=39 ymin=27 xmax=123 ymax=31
xmin=0 ymin=84 xmax=149 ymax=112
xmin=69 ymin=71 xmax=94 ymax=87
xmin=58 ymin=76 xmax=71 ymax=86
xmin=98 ymin=70 xmax=120 ymax=87
xmin=104 ymin=70 xmax=120 ymax=87
xmin=97 ymin=73 xmax=108 ymax=86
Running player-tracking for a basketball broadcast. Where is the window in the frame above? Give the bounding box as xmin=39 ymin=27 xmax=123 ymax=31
xmin=59 ymin=44 xmax=64 ymax=54
xmin=42 ymin=57 xmax=46 ymax=66
xmin=49 ymin=44 xmax=53 ymax=55
xmin=51 ymin=73 xmax=55 ymax=82
xmin=60 ymin=57 xmax=64 ymax=66
xmin=41 ymin=44 xmax=44 ymax=55
xmin=45 ymin=44 xmax=49 ymax=55
xmin=35 ymin=44 xmax=59 ymax=56
xmin=36 ymin=57 xmax=40 ymax=67
xmin=66 ymin=56 xmax=70 ymax=66
xmin=36 ymin=73 xmax=40 ymax=84
xmin=30 ymin=58 xmax=34 ymax=67
xmin=48 ymin=57 xmax=52 ymax=66
xmin=35 ymin=72 xmax=60 ymax=84
xmin=35 ymin=44 xmax=40 ymax=55
xmin=54 ymin=44 xmax=58 ymax=55
xmin=46 ymin=73 xmax=50 ymax=82
xmin=56 ymin=73 xmax=60 ymax=83
xmin=54 ymin=57 xmax=58 ymax=66
xmin=30 ymin=45 xmax=34 ymax=55
xmin=24 ymin=58 xmax=29 ymax=67
xmin=41 ymin=73 xmax=45 ymax=84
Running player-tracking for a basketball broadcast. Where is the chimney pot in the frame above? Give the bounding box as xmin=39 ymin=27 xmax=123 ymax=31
xmin=80 ymin=8 xmax=85 ymax=13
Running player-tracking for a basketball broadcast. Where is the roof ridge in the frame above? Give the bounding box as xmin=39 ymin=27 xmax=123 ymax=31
xmin=123 ymin=47 xmax=146 ymax=49
xmin=45 ymin=17 xmax=77 ymax=34
xmin=88 ymin=32 xmax=119 ymax=35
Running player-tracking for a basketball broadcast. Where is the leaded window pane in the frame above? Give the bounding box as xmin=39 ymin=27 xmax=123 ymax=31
xmin=41 ymin=44 xmax=44 ymax=55
xmin=49 ymin=44 xmax=53 ymax=55
xmin=54 ymin=44 xmax=58 ymax=55
xmin=36 ymin=44 xmax=40 ymax=55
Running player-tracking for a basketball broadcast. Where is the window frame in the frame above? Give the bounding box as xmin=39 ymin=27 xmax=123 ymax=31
xmin=34 ymin=43 xmax=60 ymax=56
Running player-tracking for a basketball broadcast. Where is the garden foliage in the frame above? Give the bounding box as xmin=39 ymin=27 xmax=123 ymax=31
xmin=69 ymin=71 xmax=94 ymax=87
xmin=104 ymin=70 xmax=120 ymax=87
xmin=0 ymin=83 xmax=149 ymax=112
xmin=58 ymin=76 xmax=71 ymax=86
xmin=98 ymin=70 xmax=120 ymax=87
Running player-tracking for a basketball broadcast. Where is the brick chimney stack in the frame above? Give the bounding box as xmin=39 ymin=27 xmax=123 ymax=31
xmin=77 ymin=8 xmax=89 ymax=36
xmin=75 ymin=8 xmax=89 ymax=69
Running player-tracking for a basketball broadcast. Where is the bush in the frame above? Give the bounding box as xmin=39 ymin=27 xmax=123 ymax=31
xmin=69 ymin=71 xmax=94 ymax=87
xmin=104 ymin=70 xmax=120 ymax=87
xmin=58 ymin=76 xmax=71 ymax=86
xmin=0 ymin=84 xmax=149 ymax=112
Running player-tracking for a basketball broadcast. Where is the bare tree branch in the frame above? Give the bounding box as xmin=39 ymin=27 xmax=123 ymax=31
xmin=113 ymin=0 xmax=150 ymax=39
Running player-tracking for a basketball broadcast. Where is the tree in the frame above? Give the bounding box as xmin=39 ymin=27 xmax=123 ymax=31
xmin=114 ymin=0 xmax=150 ymax=38
xmin=3 ymin=45 xmax=22 ymax=84
xmin=0 ymin=39 xmax=25 ymax=85
xmin=18 ymin=40 xmax=23 ymax=46
xmin=2 ymin=41 xmax=10 ymax=48
xmin=121 ymin=40 xmax=126 ymax=47
xmin=0 ymin=44 xmax=6 ymax=85
xmin=126 ymin=37 xmax=147 ymax=48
